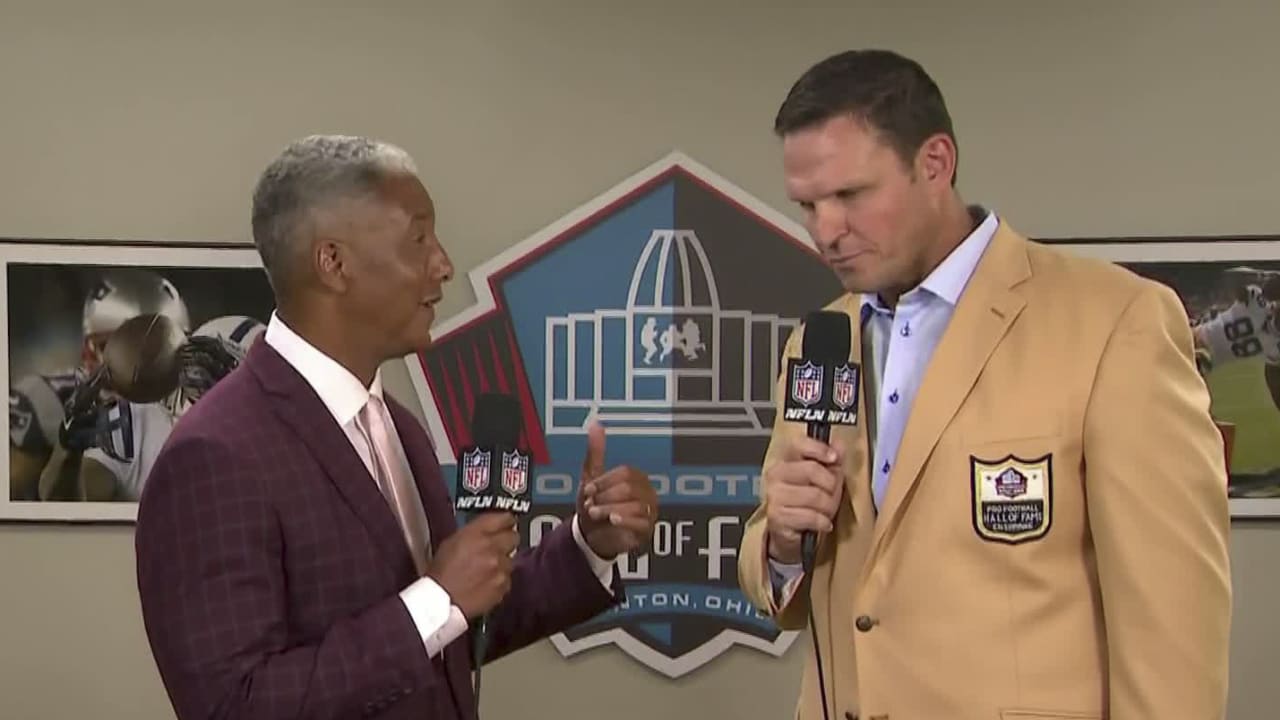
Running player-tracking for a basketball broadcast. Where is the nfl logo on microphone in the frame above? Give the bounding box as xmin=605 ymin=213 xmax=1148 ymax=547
xmin=407 ymin=153 xmax=843 ymax=678
xmin=790 ymin=362 xmax=823 ymax=407
xmin=832 ymin=364 xmax=858 ymax=411
xmin=461 ymin=449 xmax=491 ymax=493
xmin=502 ymin=451 xmax=530 ymax=496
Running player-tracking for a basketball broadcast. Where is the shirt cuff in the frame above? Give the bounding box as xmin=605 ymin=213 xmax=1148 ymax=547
xmin=767 ymin=557 xmax=805 ymax=610
xmin=399 ymin=576 xmax=469 ymax=658
xmin=572 ymin=513 xmax=618 ymax=591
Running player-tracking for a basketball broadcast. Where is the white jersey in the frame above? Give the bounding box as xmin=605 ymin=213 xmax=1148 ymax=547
xmin=1195 ymin=285 xmax=1280 ymax=365
xmin=84 ymin=399 xmax=177 ymax=502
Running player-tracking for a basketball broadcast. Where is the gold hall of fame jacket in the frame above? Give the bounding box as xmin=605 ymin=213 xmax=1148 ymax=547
xmin=737 ymin=222 xmax=1232 ymax=720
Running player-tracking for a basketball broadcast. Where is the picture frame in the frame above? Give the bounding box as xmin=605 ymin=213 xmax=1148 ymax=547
xmin=0 ymin=238 xmax=274 ymax=522
xmin=1045 ymin=234 xmax=1280 ymax=518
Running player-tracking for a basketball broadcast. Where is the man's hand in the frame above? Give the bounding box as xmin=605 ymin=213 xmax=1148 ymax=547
xmin=59 ymin=367 xmax=111 ymax=453
xmin=426 ymin=512 xmax=519 ymax=619
xmin=764 ymin=436 xmax=845 ymax=565
xmin=576 ymin=421 xmax=657 ymax=559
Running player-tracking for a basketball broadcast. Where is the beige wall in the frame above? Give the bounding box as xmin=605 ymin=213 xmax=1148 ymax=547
xmin=0 ymin=1 xmax=1276 ymax=718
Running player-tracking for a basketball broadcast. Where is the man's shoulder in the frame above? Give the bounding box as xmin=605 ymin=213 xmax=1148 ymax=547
xmin=11 ymin=367 xmax=81 ymax=399
xmin=1024 ymin=238 xmax=1146 ymax=289
xmin=141 ymin=367 xmax=280 ymax=502
xmin=1022 ymin=238 xmax=1174 ymax=319
xmin=10 ymin=367 xmax=85 ymax=452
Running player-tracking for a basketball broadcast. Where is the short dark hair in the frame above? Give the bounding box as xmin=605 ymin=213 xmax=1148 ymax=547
xmin=774 ymin=49 xmax=958 ymax=184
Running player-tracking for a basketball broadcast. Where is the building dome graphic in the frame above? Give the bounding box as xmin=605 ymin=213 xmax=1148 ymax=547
xmin=545 ymin=229 xmax=800 ymax=437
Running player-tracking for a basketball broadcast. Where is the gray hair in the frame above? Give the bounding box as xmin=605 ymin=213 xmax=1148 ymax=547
xmin=250 ymin=134 xmax=419 ymax=293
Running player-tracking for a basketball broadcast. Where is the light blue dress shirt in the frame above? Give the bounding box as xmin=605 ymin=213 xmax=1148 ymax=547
xmin=862 ymin=209 xmax=998 ymax=510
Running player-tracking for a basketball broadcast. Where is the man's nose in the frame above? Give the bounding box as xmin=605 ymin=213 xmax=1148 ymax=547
xmin=812 ymin=201 xmax=848 ymax=250
xmin=432 ymin=245 xmax=454 ymax=282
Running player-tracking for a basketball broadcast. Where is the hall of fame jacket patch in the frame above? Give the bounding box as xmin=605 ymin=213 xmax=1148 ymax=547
xmin=970 ymin=453 xmax=1052 ymax=544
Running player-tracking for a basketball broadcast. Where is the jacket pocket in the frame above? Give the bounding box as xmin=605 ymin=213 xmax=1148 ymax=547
xmin=1000 ymin=709 xmax=1101 ymax=720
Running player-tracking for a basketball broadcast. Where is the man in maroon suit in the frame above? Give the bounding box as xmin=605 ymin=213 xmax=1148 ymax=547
xmin=134 ymin=134 xmax=659 ymax=720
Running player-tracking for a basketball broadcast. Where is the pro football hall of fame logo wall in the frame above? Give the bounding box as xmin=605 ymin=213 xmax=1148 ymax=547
xmin=404 ymin=152 xmax=843 ymax=678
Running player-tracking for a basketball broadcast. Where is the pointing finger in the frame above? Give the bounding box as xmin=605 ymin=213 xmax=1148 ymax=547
xmin=581 ymin=419 xmax=606 ymax=482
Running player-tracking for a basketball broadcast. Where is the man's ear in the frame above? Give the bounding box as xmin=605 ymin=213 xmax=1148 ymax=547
xmin=313 ymin=238 xmax=350 ymax=294
xmin=916 ymin=133 xmax=957 ymax=189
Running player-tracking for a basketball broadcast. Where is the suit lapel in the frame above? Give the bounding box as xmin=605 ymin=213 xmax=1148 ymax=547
xmin=245 ymin=342 xmax=416 ymax=579
xmin=867 ymin=225 xmax=1032 ymax=554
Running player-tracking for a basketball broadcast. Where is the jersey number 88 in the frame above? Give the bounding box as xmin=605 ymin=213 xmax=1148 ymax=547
xmin=1225 ymin=317 xmax=1262 ymax=358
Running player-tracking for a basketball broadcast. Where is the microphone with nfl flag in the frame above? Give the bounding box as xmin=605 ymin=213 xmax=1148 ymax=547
xmin=784 ymin=311 xmax=858 ymax=432
xmin=455 ymin=393 xmax=533 ymax=516
xmin=783 ymin=310 xmax=856 ymax=564
xmin=782 ymin=309 xmax=856 ymax=720
xmin=454 ymin=392 xmax=533 ymax=714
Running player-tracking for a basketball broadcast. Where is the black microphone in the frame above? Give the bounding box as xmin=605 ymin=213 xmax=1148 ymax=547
xmin=454 ymin=392 xmax=533 ymax=715
xmin=783 ymin=310 xmax=856 ymax=568
xmin=781 ymin=310 xmax=855 ymax=720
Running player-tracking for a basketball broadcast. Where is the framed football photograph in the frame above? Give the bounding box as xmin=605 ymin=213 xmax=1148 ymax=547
xmin=0 ymin=239 xmax=274 ymax=522
xmin=1047 ymin=235 xmax=1280 ymax=518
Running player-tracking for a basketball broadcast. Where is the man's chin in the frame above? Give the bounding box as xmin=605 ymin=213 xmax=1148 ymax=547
xmin=835 ymin=270 xmax=874 ymax=296
xmin=399 ymin=335 xmax=433 ymax=357
xmin=406 ymin=307 xmax=437 ymax=351
xmin=834 ymin=267 xmax=901 ymax=300
xmin=387 ymin=326 xmax=435 ymax=359
xmin=410 ymin=326 xmax=436 ymax=353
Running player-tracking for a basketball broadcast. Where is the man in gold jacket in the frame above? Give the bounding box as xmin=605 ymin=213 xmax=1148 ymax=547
xmin=738 ymin=49 xmax=1232 ymax=720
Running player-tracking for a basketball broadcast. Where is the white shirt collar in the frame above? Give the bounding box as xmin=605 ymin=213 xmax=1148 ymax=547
xmin=863 ymin=208 xmax=999 ymax=312
xmin=920 ymin=209 xmax=998 ymax=305
xmin=263 ymin=311 xmax=382 ymax=426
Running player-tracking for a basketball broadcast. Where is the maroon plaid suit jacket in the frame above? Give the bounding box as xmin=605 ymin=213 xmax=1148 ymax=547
xmin=135 ymin=340 xmax=621 ymax=719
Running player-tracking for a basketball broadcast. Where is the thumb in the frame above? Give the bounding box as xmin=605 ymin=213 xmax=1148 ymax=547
xmin=582 ymin=419 xmax=606 ymax=481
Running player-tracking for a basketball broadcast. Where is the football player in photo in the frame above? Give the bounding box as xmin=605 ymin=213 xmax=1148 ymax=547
xmin=9 ymin=268 xmax=190 ymax=501
xmin=1191 ymin=270 xmax=1280 ymax=412
xmin=79 ymin=314 xmax=265 ymax=501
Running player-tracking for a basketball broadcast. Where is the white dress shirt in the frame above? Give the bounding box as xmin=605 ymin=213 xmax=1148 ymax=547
xmin=264 ymin=312 xmax=617 ymax=658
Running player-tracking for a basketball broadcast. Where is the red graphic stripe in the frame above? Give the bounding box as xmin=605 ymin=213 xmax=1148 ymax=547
xmin=440 ymin=354 xmax=468 ymax=450
xmin=422 ymin=316 xmax=549 ymax=463
xmin=455 ymin=345 xmax=476 ymax=445
xmin=472 ymin=342 xmax=490 ymax=393
xmin=418 ymin=353 xmax=449 ymax=440
xmin=487 ymin=330 xmax=511 ymax=395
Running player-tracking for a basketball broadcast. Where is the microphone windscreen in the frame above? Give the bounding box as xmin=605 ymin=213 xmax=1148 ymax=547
xmin=801 ymin=310 xmax=852 ymax=363
xmin=471 ymin=392 xmax=522 ymax=448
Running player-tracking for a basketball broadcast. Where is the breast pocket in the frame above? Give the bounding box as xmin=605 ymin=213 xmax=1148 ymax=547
xmin=964 ymin=427 xmax=1061 ymax=547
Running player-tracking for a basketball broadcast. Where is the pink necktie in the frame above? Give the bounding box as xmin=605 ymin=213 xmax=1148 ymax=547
xmin=357 ymin=395 xmax=432 ymax=576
